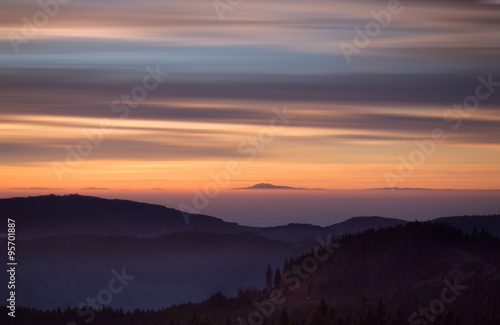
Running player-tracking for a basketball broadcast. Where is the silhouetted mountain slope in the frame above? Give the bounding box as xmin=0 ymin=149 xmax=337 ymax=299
xmin=0 ymin=194 xmax=249 ymax=239
xmin=289 ymin=222 xmax=500 ymax=324
xmin=2 ymin=195 xmax=498 ymax=246
xmin=9 ymin=232 xmax=297 ymax=310
xmin=3 ymin=222 xmax=500 ymax=325
xmin=249 ymin=217 xmax=408 ymax=249
xmin=0 ymin=195 xmax=406 ymax=245
xmin=325 ymin=216 xmax=407 ymax=235
xmin=252 ymin=223 xmax=326 ymax=248
xmin=432 ymin=214 xmax=500 ymax=237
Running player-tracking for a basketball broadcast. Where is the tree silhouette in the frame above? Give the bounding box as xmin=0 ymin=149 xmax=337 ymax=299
xmin=276 ymin=308 xmax=290 ymax=325
xmin=474 ymin=298 xmax=497 ymax=325
xmin=266 ymin=265 xmax=273 ymax=290
xmin=375 ymin=299 xmax=390 ymax=325
xmin=306 ymin=298 xmax=328 ymax=325
xmin=441 ymin=308 xmax=460 ymax=325
xmin=274 ymin=268 xmax=282 ymax=289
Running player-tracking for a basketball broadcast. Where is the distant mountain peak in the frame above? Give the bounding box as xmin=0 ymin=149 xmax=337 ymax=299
xmin=232 ymin=183 xmax=324 ymax=190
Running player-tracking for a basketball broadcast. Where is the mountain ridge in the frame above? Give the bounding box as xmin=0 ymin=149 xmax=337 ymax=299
xmin=1 ymin=194 xmax=499 ymax=243
xmin=231 ymin=183 xmax=325 ymax=190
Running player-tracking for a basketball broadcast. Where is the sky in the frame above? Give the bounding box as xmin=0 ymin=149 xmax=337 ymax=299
xmin=1 ymin=0 xmax=500 ymax=225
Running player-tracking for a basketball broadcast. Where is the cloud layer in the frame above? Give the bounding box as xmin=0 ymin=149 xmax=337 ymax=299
xmin=1 ymin=0 xmax=499 ymax=190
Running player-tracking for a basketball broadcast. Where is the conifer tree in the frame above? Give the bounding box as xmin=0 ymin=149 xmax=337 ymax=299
xmin=375 ymin=299 xmax=390 ymax=325
xmin=266 ymin=265 xmax=273 ymax=290
xmin=274 ymin=268 xmax=282 ymax=289
xmin=276 ymin=308 xmax=290 ymax=325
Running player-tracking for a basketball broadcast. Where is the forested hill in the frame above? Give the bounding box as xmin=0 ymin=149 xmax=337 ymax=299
xmin=0 ymin=194 xmax=246 ymax=239
xmin=2 ymin=221 xmax=499 ymax=325
xmin=2 ymin=194 xmax=498 ymax=243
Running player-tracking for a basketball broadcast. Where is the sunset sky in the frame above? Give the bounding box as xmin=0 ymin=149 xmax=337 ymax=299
xmin=1 ymin=0 xmax=500 ymax=220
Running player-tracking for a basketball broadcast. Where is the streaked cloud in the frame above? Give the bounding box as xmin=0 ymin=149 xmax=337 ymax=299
xmin=9 ymin=187 xmax=64 ymax=190
xmin=0 ymin=0 xmax=499 ymax=191
xmin=80 ymin=187 xmax=110 ymax=190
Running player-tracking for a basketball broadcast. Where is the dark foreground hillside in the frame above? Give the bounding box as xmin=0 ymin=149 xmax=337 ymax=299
xmin=3 ymin=232 xmax=297 ymax=311
xmin=2 ymin=221 xmax=499 ymax=325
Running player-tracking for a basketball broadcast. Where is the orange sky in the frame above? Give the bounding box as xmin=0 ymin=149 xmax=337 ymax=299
xmin=1 ymin=0 xmax=500 ymax=194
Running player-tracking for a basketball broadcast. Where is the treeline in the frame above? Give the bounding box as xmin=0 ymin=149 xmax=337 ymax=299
xmin=297 ymin=221 xmax=500 ymax=291
xmin=279 ymin=221 xmax=500 ymax=324
xmin=2 ymin=294 xmax=498 ymax=325
xmin=1 ymin=221 xmax=500 ymax=324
